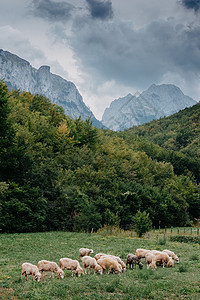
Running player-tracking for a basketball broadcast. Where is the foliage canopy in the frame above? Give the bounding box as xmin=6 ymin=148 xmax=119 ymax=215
xmin=0 ymin=81 xmax=199 ymax=233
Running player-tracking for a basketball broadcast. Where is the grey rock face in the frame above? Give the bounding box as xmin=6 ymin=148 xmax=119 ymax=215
xmin=0 ymin=49 xmax=104 ymax=128
xmin=102 ymin=84 xmax=196 ymax=131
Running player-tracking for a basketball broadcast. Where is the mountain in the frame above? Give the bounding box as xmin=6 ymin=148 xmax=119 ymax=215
xmin=0 ymin=49 xmax=104 ymax=128
xmin=102 ymin=84 xmax=197 ymax=131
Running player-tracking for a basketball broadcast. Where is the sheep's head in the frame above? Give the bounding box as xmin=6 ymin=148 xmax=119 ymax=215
xmin=167 ymin=258 xmax=174 ymax=268
xmin=35 ymin=272 xmax=42 ymax=282
xmin=174 ymin=255 xmax=179 ymax=263
xmin=95 ymin=264 xmax=103 ymax=275
xmin=57 ymin=269 xmax=65 ymax=279
xmin=89 ymin=249 xmax=94 ymax=255
xmin=75 ymin=268 xmax=84 ymax=277
xmin=138 ymin=262 xmax=143 ymax=269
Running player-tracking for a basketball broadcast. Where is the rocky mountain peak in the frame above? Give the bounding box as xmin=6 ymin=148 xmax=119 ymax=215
xmin=102 ymin=84 xmax=197 ymax=131
xmin=0 ymin=49 xmax=104 ymax=129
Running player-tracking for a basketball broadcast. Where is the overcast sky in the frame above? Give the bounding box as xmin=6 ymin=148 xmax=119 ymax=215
xmin=0 ymin=0 xmax=200 ymax=119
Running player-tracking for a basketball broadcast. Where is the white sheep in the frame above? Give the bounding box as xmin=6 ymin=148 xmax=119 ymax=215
xmin=94 ymin=253 xmax=107 ymax=261
xmin=145 ymin=253 xmax=157 ymax=269
xmin=163 ymin=249 xmax=179 ymax=263
xmin=21 ymin=262 xmax=42 ymax=281
xmin=136 ymin=248 xmax=151 ymax=259
xmin=97 ymin=256 xmax=122 ymax=274
xmin=59 ymin=258 xmax=84 ymax=277
xmin=81 ymin=256 xmax=103 ymax=275
xmin=79 ymin=248 xmax=94 ymax=260
xmin=153 ymin=252 xmax=174 ymax=268
xmin=37 ymin=260 xmax=64 ymax=279
xmin=94 ymin=253 xmax=126 ymax=271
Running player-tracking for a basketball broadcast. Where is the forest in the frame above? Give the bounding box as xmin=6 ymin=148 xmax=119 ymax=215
xmin=0 ymin=80 xmax=200 ymax=233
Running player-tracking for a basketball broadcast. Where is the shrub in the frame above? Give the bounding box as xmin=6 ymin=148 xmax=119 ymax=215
xmin=170 ymin=235 xmax=200 ymax=244
xmin=133 ymin=210 xmax=152 ymax=238
xmin=158 ymin=236 xmax=167 ymax=245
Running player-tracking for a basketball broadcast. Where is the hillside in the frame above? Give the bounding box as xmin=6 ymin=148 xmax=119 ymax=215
xmin=0 ymin=81 xmax=200 ymax=233
xmin=121 ymin=103 xmax=200 ymax=157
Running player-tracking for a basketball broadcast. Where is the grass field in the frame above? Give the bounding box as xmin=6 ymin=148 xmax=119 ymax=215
xmin=0 ymin=231 xmax=200 ymax=299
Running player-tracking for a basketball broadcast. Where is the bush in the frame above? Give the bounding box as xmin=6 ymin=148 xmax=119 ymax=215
xmin=133 ymin=210 xmax=152 ymax=238
xmin=158 ymin=236 xmax=167 ymax=245
xmin=170 ymin=235 xmax=200 ymax=244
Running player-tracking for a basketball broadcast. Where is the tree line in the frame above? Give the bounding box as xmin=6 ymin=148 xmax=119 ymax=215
xmin=0 ymin=80 xmax=199 ymax=233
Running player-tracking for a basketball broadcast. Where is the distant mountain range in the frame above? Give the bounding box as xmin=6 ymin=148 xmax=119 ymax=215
xmin=0 ymin=49 xmax=104 ymax=129
xmin=0 ymin=49 xmax=197 ymax=132
xmin=102 ymin=84 xmax=197 ymax=131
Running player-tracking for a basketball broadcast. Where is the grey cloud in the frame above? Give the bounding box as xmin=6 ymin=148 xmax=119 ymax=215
xmin=85 ymin=0 xmax=113 ymax=20
xmin=70 ymin=17 xmax=200 ymax=89
xmin=31 ymin=0 xmax=74 ymax=22
xmin=180 ymin=0 xmax=200 ymax=12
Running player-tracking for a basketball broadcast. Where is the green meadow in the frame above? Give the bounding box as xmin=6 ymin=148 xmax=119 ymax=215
xmin=0 ymin=231 xmax=200 ymax=299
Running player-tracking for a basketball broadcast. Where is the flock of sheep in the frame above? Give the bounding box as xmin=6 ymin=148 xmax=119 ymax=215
xmin=21 ymin=247 xmax=179 ymax=282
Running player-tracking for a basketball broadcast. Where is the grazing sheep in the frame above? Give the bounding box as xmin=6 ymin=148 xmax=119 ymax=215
xmin=163 ymin=249 xmax=179 ymax=263
xmin=149 ymin=250 xmax=162 ymax=255
xmin=126 ymin=254 xmax=143 ymax=269
xmin=79 ymin=248 xmax=94 ymax=260
xmin=21 ymin=262 xmax=42 ymax=281
xmin=153 ymin=252 xmax=174 ymax=268
xmin=81 ymin=256 xmax=103 ymax=275
xmin=136 ymin=248 xmax=151 ymax=259
xmin=37 ymin=260 xmax=64 ymax=279
xmin=94 ymin=253 xmax=107 ymax=261
xmin=145 ymin=253 xmax=157 ymax=269
xmin=59 ymin=258 xmax=84 ymax=277
xmin=95 ymin=253 xmax=126 ymax=272
xmin=97 ymin=257 xmax=122 ymax=274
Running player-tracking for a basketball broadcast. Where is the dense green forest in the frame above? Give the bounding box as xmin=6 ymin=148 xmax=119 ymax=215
xmin=0 ymin=80 xmax=199 ymax=233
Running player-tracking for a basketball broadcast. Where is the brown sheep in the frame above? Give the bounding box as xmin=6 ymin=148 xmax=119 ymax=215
xmin=126 ymin=253 xmax=143 ymax=269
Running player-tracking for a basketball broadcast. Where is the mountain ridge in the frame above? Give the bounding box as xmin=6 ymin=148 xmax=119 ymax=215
xmin=102 ymin=83 xmax=197 ymax=131
xmin=0 ymin=49 xmax=104 ymax=129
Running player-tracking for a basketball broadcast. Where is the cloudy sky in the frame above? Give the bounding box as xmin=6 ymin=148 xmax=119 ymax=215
xmin=0 ymin=0 xmax=200 ymax=119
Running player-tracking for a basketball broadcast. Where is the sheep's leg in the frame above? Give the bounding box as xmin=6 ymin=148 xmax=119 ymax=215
xmin=72 ymin=270 xmax=74 ymax=277
xmin=162 ymin=261 xmax=165 ymax=268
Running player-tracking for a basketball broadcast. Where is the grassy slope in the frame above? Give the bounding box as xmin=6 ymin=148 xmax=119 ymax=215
xmin=121 ymin=103 xmax=200 ymax=157
xmin=0 ymin=231 xmax=200 ymax=299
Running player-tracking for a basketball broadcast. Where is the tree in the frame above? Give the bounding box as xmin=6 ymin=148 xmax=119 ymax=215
xmin=133 ymin=210 xmax=152 ymax=237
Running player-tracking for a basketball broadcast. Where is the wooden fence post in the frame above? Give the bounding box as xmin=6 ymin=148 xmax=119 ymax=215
xmin=171 ymin=226 xmax=173 ymax=234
